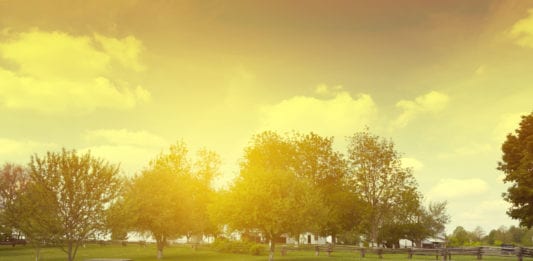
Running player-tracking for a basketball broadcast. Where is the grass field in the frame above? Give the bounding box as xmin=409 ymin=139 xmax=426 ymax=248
xmin=1 ymin=244 xmax=532 ymax=261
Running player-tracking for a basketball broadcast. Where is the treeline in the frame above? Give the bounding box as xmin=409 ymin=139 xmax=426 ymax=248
xmin=448 ymin=225 xmax=533 ymax=247
xmin=0 ymin=130 xmax=450 ymax=261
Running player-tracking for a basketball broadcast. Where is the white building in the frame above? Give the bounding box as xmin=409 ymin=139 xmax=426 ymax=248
xmin=284 ymin=232 xmax=331 ymax=245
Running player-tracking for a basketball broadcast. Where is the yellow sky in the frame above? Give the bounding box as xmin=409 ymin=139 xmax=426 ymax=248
xmin=1 ymin=0 xmax=533 ymax=233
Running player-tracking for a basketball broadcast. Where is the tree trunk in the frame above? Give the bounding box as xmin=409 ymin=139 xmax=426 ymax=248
xmin=67 ymin=242 xmax=74 ymax=261
xmin=370 ymin=221 xmax=378 ymax=247
xmin=33 ymin=246 xmax=41 ymax=261
xmin=331 ymin=232 xmax=336 ymax=244
xmin=269 ymin=239 xmax=276 ymax=261
xmin=157 ymin=239 xmax=165 ymax=259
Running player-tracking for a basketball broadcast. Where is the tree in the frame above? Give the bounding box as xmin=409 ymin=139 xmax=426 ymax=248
xmin=381 ymin=200 xmax=449 ymax=248
xmin=498 ymin=111 xmax=533 ymax=228
xmin=290 ymin=132 xmax=356 ymax=243
xmin=105 ymin=181 xmax=135 ymax=241
xmin=126 ymin=142 xmax=219 ymax=259
xmin=188 ymin=149 xmax=221 ymax=241
xmin=25 ymin=149 xmax=121 ymax=261
xmin=472 ymin=226 xmax=485 ymax=242
xmin=425 ymin=201 xmax=450 ymax=237
xmin=346 ymin=131 xmax=419 ymax=246
xmin=214 ymin=131 xmax=325 ymax=261
xmin=0 ymin=163 xmax=29 ymax=239
xmin=380 ymin=188 xmax=424 ymax=248
xmin=448 ymin=226 xmax=469 ymax=246
xmin=0 ymin=164 xmax=62 ymax=261
xmin=126 ymin=142 xmax=194 ymax=259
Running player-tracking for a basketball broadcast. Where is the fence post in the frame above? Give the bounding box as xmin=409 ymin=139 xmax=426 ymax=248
xmin=281 ymin=246 xmax=286 ymax=256
xmin=436 ymin=249 xmax=439 ymax=260
xmin=378 ymin=248 xmax=383 ymax=259
xmin=477 ymin=247 xmax=482 ymax=260
xmin=327 ymin=244 xmax=332 ymax=257
xmin=315 ymin=245 xmax=320 ymax=256
xmin=408 ymin=248 xmax=413 ymax=259
xmin=517 ymin=247 xmax=523 ymax=261
xmin=361 ymin=248 xmax=366 ymax=258
xmin=442 ymin=248 xmax=447 ymax=261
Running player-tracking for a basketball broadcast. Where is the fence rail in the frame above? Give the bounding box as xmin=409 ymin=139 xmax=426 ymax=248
xmin=280 ymin=245 xmax=533 ymax=260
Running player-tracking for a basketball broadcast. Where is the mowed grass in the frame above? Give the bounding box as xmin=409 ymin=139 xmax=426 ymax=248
xmin=1 ymin=244 xmax=532 ymax=261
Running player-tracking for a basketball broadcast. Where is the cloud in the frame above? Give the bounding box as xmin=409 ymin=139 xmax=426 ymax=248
xmin=314 ymin=84 xmax=344 ymax=97
xmin=0 ymin=29 xmax=149 ymax=113
xmin=393 ymin=91 xmax=449 ymax=128
xmin=401 ymin=157 xmax=424 ymax=171
xmin=492 ymin=112 xmax=525 ymax=142
xmin=457 ymin=199 xmax=510 ymax=226
xmin=260 ymin=89 xmax=377 ymax=138
xmin=428 ymin=178 xmax=489 ymax=200
xmin=0 ymin=138 xmax=57 ymax=162
xmin=82 ymin=145 xmax=158 ymax=175
xmin=509 ymin=9 xmax=533 ymax=48
xmin=94 ymin=34 xmax=145 ymax=72
xmin=82 ymin=129 xmax=168 ymax=175
xmin=85 ymin=129 xmax=167 ymax=148
xmin=438 ymin=143 xmax=493 ymax=159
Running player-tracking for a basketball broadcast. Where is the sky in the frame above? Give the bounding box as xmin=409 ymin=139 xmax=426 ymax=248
xmin=1 ymin=0 xmax=533 ymax=235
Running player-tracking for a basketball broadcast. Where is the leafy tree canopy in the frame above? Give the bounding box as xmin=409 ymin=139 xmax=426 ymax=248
xmin=498 ymin=111 xmax=533 ymax=228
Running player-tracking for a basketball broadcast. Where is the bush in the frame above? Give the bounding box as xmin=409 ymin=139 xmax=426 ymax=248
xmin=212 ymin=239 xmax=254 ymax=254
xmin=249 ymin=244 xmax=266 ymax=256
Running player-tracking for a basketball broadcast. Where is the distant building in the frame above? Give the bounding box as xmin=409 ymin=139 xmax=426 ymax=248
xmin=421 ymin=237 xmax=446 ymax=248
xmin=284 ymin=232 xmax=331 ymax=245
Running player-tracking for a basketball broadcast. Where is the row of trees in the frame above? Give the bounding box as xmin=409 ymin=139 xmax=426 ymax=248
xmin=0 ymin=130 xmax=449 ymax=261
xmin=448 ymin=225 xmax=533 ymax=247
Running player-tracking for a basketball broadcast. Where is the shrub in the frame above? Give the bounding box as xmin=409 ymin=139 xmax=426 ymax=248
xmin=249 ymin=244 xmax=266 ymax=256
xmin=212 ymin=239 xmax=253 ymax=254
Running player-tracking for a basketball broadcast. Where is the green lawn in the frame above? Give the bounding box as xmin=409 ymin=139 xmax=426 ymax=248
xmin=1 ymin=244 xmax=532 ymax=261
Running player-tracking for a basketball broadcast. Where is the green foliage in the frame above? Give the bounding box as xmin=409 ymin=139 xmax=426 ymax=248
xmin=105 ymin=188 xmax=134 ymax=241
xmin=448 ymin=226 xmax=470 ymax=246
xmin=0 ymin=163 xmax=29 ymax=239
xmin=249 ymin=244 xmax=266 ymax=256
xmin=290 ymin=132 xmax=356 ymax=240
xmin=22 ymin=149 xmax=121 ymax=261
xmin=346 ymin=130 xmax=422 ymax=245
xmin=126 ymin=141 xmax=221 ymax=259
xmin=211 ymin=239 xmax=255 ymax=254
xmin=213 ymin=131 xmax=328 ymax=260
xmin=126 ymin=141 xmax=195 ymax=259
xmin=498 ymin=111 xmax=533 ymax=228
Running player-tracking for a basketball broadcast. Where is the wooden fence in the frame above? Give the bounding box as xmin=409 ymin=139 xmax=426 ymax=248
xmin=280 ymin=245 xmax=533 ymax=260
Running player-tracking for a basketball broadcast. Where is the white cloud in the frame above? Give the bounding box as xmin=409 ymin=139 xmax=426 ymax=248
xmin=401 ymin=157 xmax=424 ymax=171
xmin=492 ymin=112 xmax=525 ymax=142
xmin=0 ymin=138 xmax=57 ymax=162
xmin=0 ymin=29 xmax=149 ymax=113
xmin=85 ymin=129 xmax=167 ymax=148
xmin=82 ymin=129 xmax=168 ymax=175
xmin=393 ymin=91 xmax=449 ymax=128
xmin=509 ymin=9 xmax=533 ymax=48
xmin=82 ymin=145 xmax=157 ymax=175
xmin=438 ymin=143 xmax=493 ymax=159
xmin=314 ymin=84 xmax=344 ymax=97
xmin=428 ymin=178 xmax=489 ymax=200
xmin=457 ymin=199 xmax=510 ymax=226
xmin=94 ymin=34 xmax=145 ymax=72
xmin=260 ymin=90 xmax=377 ymax=138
